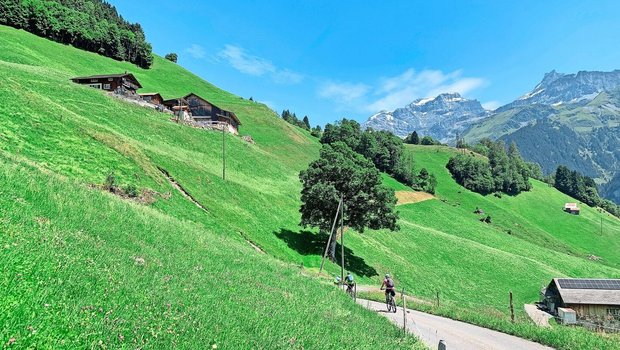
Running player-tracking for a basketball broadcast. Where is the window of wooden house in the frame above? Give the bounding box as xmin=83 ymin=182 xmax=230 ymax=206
xmin=90 ymin=79 xmax=98 ymax=82
xmin=88 ymin=83 xmax=102 ymax=89
xmin=108 ymin=78 xmax=113 ymax=81
xmin=608 ymin=308 xmax=620 ymax=316
xmin=103 ymin=84 xmax=111 ymax=90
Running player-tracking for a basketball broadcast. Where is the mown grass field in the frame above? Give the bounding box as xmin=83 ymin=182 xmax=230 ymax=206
xmin=1 ymin=25 xmax=620 ymax=349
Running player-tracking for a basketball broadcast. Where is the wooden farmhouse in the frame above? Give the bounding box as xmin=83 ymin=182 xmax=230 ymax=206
xmin=542 ymin=278 xmax=620 ymax=319
xmin=139 ymin=93 xmax=164 ymax=105
xmin=564 ymin=203 xmax=581 ymax=215
xmin=70 ymin=73 xmax=142 ymax=94
xmin=183 ymin=93 xmax=241 ymax=134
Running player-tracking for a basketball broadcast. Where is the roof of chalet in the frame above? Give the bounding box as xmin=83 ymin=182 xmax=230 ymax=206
xmin=162 ymin=97 xmax=188 ymax=105
xmin=139 ymin=93 xmax=163 ymax=97
xmin=70 ymin=73 xmax=142 ymax=88
xmin=183 ymin=93 xmax=241 ymax=125
xmin=550 ymin=278 xmax=620 ymax=305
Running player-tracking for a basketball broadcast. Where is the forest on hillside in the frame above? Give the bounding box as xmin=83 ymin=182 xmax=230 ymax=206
xmin=0 ymin=0 xmax=153 ymax=68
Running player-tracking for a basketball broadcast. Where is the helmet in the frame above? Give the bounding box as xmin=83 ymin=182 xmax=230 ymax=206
xmin=385 ymin=273 xmax=391 ymax=278
xmin=347 ymin=272 xmax=351 ymax=275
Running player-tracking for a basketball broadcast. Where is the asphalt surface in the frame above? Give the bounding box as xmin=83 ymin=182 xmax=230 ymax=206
xmin=357 ymin=298 xmax=554 ymax=350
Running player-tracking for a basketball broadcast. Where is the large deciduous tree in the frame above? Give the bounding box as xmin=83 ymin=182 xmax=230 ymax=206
xmin=299 ymin=142 xmax=399 ymax=260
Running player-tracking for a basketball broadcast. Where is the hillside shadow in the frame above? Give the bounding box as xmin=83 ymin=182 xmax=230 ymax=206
xmin=274 ymin=229 xmax=379 ymax=278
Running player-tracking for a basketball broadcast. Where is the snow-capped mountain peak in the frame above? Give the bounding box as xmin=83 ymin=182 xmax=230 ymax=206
xmin=363 ymin=93 xmax=489 ymax=143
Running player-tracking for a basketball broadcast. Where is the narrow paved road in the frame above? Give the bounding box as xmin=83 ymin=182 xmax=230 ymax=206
xmin=357 ymin=299 xmax=554 ymax=350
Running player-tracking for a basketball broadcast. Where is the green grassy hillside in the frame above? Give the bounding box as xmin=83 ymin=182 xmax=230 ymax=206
xmin=1 ymin=25 xmax=620 ymax=349
xmin=0 ymin=26 xmax=422 ymax=349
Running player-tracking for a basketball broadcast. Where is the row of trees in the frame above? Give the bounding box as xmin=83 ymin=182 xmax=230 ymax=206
xmin=404 ymin=131 xmax=441 ymax=145
xmin=553 ymin=166 xmax=620 ymax=218
xmin=281 ymin=110 xmax=322 ymax=137
xmin=0 ymin=0 xmax=154 ymax=68
xmin=447 ymin=140 xmax=532 ymax=195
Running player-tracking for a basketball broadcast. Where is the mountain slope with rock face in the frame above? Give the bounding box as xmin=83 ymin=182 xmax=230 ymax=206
xmin=464 ymin=70 xmax=620 ymax=204
xmin=364 ymin=93 xmax=489 ymax=143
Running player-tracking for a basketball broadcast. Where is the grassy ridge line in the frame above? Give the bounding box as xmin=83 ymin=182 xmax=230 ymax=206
xmin=0 ymin=154 xmax=423 ymax=349
xmin=0 ymin=25 xmax=318 ymax=165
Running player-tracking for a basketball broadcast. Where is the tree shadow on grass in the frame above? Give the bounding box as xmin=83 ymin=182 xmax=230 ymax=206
xmin=274 ymin=229 xmax=379 ymax=278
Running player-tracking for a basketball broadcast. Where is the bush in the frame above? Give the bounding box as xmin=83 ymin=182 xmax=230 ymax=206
xmin=165 ymin=53 xmax=178 ymax=63
xmin=123 ymin=184 xmax=139 ymax=198
xmin=104 ymin=172 xmax=117 ymax=191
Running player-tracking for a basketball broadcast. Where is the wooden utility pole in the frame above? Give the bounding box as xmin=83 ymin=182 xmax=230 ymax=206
xmin=340 ymin=193 xmax=345 ymax=290
xmin=319 ymin=197 xmax=342 ymax=274
xmin=509 ymin=291 xmax=515 ymax=323
xmin=222 ymin=125 xmax=226 ymax=181
xmin=402 ymin=288 xmax=407 ymax=335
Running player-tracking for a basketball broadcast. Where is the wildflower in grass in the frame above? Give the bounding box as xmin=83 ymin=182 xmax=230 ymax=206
xmin=212 ymin=344 xmax=217 ymax=349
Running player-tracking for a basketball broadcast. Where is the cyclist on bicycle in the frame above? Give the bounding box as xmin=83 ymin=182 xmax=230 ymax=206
xmin=344 ymin=272 xmax=355 ymax=292
xmin=380 ymin=273 xmax=395 ymax=297
xmin=334 ymin=275 xmax=341 ymax=286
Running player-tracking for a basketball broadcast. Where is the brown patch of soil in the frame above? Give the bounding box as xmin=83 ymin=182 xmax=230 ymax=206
xmin=395 ymin=191 xmax=435 ymax=205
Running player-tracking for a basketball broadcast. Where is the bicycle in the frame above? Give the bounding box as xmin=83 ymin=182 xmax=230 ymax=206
xmin=381 ymin=288 xmax=397 ymax=313
xmin=345 ymin=283 xmax=355 ymax=298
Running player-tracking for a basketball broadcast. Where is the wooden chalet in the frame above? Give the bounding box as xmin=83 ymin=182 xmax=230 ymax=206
xmin=183 ymin=93 xmax=241 ymax=134
xmin=542 ymin=278 xmax=620 ymax=319
xmin=70 ymin=73 xmax=142 ymax=94
xmin=564 ymin=203 xmax=580 ymax=215
xmin=139 ymin=93 xmax=164 ymax=105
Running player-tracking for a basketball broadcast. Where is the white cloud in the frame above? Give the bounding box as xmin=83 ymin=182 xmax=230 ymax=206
xmin=318 ymin=81 xmax=371 ymax=104
xmin=482 ymin=101 xmax=502 ymax=110
xmin=272 ymin=69 xmax=304 ymax=85
xmin=185 ymin=44 xmax=206 ymax=59
xmin=318 ymin=68 xmax=487 ymax=113
xmin=217 ymin=45 xmax=303 ymax=84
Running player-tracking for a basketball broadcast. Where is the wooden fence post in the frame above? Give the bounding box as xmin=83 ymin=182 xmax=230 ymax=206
xmin=402 ymin=287 xmax=407 ymax=335
xmin=510 ymin=290 xmax=515 ymax=323
xmin=436 ymin=290 xmax=440 ymax=308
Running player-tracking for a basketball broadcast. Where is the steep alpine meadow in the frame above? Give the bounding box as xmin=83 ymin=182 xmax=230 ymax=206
xmin=1 ymin=25 xmax=620 ymax=349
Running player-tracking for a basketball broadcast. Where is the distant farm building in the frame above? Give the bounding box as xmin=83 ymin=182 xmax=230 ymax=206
xmin=564 ymin=203 xmax=580 ymax=215
xmin=541 ymin=278 xmax=620 ymax=321
xmin=183 ymin=93 xmax=241 ymax=134
xmin=71 ymin=73 xmax=142 ymax=94
xmin=139 ymin=93 xmax=164 ymax=106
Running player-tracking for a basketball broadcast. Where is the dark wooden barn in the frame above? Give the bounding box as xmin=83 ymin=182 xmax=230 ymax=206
xmin=183 ymin=93 xmax=241 ymax=134
xmin=542 ymin=278 xmax=620 ymax=318
xmin=70 ymin=73 xmax=142 ymax=94
xmin=139 ymin=93 xmax=164 ymax=105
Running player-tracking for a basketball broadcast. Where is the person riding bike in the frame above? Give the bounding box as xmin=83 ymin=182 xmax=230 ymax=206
xmin=334 ymin=275 xmax=342 ymax=286
xmin=380 ymin=273 xmax=396 ymax=297
xmin=344 ymin=272 xmax=355 ymax=293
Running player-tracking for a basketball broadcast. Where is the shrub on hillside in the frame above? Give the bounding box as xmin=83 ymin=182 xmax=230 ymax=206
xmin=165 ymin=53 xmax=178 ymax=63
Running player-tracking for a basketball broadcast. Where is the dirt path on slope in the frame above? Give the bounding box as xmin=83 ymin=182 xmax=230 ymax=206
xmin=357 ymin=298 xmax=554 ymax=350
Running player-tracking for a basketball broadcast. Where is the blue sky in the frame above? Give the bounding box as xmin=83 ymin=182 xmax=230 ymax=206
xmin=109 ymin=1 xmax=620 ymax=127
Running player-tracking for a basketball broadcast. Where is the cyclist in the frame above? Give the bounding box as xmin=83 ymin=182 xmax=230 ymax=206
xmin=344 ymin=272 xmax=355 ymax=293
xmin=334 ymin=275 xmax=341 ymax=286
xmin=380 ymin=273 xmax=395 ymax=298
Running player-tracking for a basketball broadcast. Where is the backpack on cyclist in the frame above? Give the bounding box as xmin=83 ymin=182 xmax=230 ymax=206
xmin=386 ymin=278 xmax=394 ymax=288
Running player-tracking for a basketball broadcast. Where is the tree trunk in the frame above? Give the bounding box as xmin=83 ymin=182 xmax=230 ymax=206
xmin=327 ymin=228 xmax=340 ymax=261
